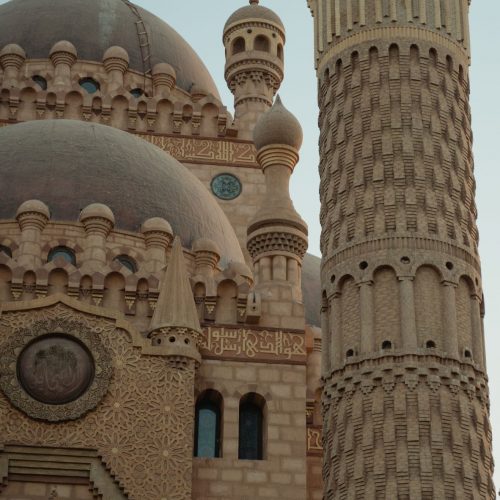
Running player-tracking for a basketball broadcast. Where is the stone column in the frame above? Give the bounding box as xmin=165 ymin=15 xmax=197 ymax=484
xmin=442 ymin=281 xmax=459 ymax=358
xmin=141 ymin=218 xmax=173 ymax=273
xmin=152 ymin=63 xmax=176 ymax=96
xmin=358 ymin=280 xmax=374 ymax=353
xmin=79 ymin=204 xmax=114 ymax=271
xmin=103 ymin=46 xmax=129 ymax=92
xmin=16 ymin=200 xmax=50 ymax=269
xmin=398 ymin=276 xmax=418 ymax=350
xmin=330 ymin=292 xmax=342 ymax=366
xmin=49 ymin=41 xmax=77 ymax=89
xmin=0 ymin=44 xmax=25 ymax=87
xmin=321 ymin=302 xmax=331 ymax=377
xmin=471 ymin=293 xmax=484 ymax=368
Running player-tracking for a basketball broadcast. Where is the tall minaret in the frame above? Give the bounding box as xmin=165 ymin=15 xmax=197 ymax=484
xmin=308 ymin=1 xmax=494 ymax=498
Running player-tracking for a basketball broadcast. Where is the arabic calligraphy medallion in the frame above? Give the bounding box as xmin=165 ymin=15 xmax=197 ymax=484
xmin=17 ymin=335 xmax=94 ymax=405
xmin=211 ymin=173 xmax=242 ymax=200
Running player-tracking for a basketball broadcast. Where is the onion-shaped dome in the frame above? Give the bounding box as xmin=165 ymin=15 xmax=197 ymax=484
xmin=253 ymin=96 xmax=303 ymax=151
xmin=0 ymin=0 xmax=220 ymax=98
xmin=0 ymin=120 xmax=244 ymax=264
xmin=224 ymin=0 xmax=284 ymax=33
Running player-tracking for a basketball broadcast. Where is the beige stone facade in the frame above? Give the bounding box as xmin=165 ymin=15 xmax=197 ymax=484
xmin=0 ymin=0 xmax=491 ymax=498
xmin=0 ymin=1 xmax=324 ymax=499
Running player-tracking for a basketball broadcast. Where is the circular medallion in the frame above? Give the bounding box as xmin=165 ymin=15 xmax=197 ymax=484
xmin=0 ymin=317 xmax=112 ymax=422
xmin=211 ymin=173 xmax=242 ymax=200
xmin=17 ymin=335 xmax=94 ymax=405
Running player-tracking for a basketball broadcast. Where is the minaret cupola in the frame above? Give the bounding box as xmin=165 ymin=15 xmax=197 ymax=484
xmin=223 ymin=0 xmax=285 ymax=139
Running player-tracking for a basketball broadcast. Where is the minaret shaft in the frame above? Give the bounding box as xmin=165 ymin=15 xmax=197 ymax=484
xmin=310 ymin=1 xmax=494 ymax=498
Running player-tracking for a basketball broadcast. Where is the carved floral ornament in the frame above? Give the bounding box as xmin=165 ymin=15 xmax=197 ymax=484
xmin=0 ymin=317 xmax=112 ymax=422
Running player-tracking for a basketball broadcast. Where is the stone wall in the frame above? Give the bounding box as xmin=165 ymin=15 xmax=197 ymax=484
xmin=192 ymin=359 xmax=307 ymax=500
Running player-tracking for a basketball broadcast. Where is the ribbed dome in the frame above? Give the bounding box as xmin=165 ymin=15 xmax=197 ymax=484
xmin=0 ymin=120 xmax=244 ymax=264
xmin=0 ymin=0 xmax=220 ymax=98
xmin=224 ymin=1 xmax=284 ymax=32
xmin=253 ymin=96 xmax=303 ymax=150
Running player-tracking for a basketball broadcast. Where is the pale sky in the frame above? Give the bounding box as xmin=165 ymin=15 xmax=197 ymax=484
xmin=1 ymin=0 xmax=500 ymax=490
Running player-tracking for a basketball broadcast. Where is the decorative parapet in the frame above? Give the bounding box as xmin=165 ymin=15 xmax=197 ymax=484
xmin=0 ymin=121 xmax=257 ymax=168
xmin=199 ymin=325 xmax=306 ymax=364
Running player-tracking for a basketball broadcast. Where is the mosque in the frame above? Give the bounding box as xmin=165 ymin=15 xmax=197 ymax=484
xmin=0 ymin=0 xmax=494 ymax=499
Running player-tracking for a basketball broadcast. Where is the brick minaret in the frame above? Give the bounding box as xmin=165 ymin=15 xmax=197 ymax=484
xmin=308 ymin=1 xmax=494 ymax=498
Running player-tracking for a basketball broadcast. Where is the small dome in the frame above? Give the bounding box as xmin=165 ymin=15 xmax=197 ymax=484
xmin=103 ymin=45 xmax=129 ymax=63
xmin=79 ymin=203 xmax=115 ymax=224
xmin=16 ymin=200 xmax=50 ymax=219
xmin=253 ymin=96 xmax=303 ymax=150
xmin=0 ymin=120 xmax=244 ymax=265
xmin=224 ymin=0 xmax=284 ymax=33
xmin=193 ymin=238 xmax=221 ymax=255
xmin=49 ymin=40 xmax=77 ymax=57
xmin=152 ymin=62 xmax=176 ymax=78
xmin=0 ymin=43 xmax=25 ymax=58
xmin=142 ymin=217 xmax=173 ymax=235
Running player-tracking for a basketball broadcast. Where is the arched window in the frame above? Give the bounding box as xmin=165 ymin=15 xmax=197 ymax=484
xmin=254 ymin=35 xmax=270 ymax=52
xmin=79 ymin=77 xmax=100 ymax=94
xmin=194 ymin=390 xmax=222 ymax=458
xmin=47 ymin=246 xmax=76 ymax=266
xmin=232 ymin=37 xmax=245 ymax=55
xmin=130 ymin=88 xmax=144 ymax=98
xmin=32 ymin=75 xmax=47 ymax=90
xmin=277 ymin=43 xmax=284 ymax=61
xmin=238 ymin=392 xmax=265 ymax=460
xmin=0 ymin=245 xmax=12 ymax=258
xmin=114 ymin=255 xmax=137 ymax=273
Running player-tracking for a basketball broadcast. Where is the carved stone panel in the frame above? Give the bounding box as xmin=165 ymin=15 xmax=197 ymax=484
xmin=0 ymin=318 xmax=111 ymax=422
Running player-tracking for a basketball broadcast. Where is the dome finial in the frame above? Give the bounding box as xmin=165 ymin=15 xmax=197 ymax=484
xmin=249 ymin=0 xmax=259 ymax=4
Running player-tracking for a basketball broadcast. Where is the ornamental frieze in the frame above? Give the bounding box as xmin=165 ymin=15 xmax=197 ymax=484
xmin=200 ymin=326 xmax=306 ymax=364
xmin=136 ymin=133 xmax=258 ymax=168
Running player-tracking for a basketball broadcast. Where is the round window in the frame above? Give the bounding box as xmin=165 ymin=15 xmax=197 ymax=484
xmin=211 ymin=173 xmax=242 ymax=201
xmin=79 ymin=77 xmax=100 ymax=94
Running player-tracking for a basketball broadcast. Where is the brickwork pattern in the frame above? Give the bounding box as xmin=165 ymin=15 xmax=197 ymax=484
xmin=322 ymin=359 xmax=493 ymax=499
xmin=311 ymin=0 xmax=495 ymax=497
xmin=318 ymin=41 xmax=476 ymax=257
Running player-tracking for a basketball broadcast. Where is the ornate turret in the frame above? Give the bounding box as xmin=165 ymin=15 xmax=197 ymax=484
xmin=148 ymin=237 xmax=201 ymax=364
xmin=223 ymin=0 xmax=285 ymax=139
xmin=309 ymin=0 xmax=494 ymax=498
xmin=247 ymin=97 xmax=308 ymax=328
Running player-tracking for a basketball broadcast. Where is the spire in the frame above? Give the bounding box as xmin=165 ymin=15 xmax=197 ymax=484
xmin=150 ymin=237 xmax=200 ymax=333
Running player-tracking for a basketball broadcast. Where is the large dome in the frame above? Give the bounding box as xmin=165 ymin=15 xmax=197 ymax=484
xmin=0 ymin=120 xmax=243 ymax=264
xmin=0 ymin=0 xmax=220 ymax=98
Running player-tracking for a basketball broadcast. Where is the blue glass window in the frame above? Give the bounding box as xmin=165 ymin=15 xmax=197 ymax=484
xmin=0 ymin=245 xmax=12 ymax=258
xmin=211 ymin=173 xmax=242 ymax=201
xmin=32 ymin=75 xmax=47 ymax=90
xmin=114 ymin=255 xmax=137 ymax=273
xmin=130 ymin=88 xmax=144 ymax=98
xmin=47 ymin=246 xmax=76 ymax=266
xmin=194 ymin=390 xmax=222 ymax=458
xmin=79 ymin=77 xmax=100 ymax=94
xmin=238 ymin=393 xmax=264 ymax=460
